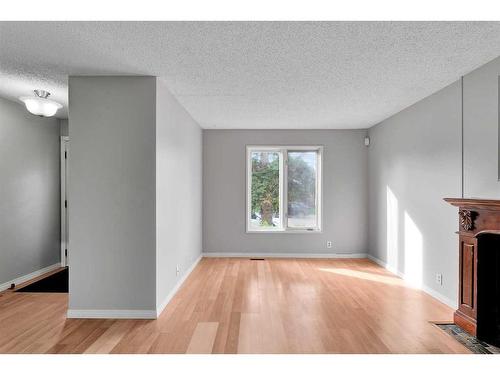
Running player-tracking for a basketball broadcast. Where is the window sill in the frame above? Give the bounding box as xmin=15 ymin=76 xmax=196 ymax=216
xmin=246 ymin=229 xmax=322 ymax=234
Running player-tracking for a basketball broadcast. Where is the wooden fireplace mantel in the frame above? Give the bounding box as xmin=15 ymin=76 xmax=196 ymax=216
xmin=444 ymin=198 xmax=500 ymax=211
xmin=444 ymin=197 xmax=500 ymax=337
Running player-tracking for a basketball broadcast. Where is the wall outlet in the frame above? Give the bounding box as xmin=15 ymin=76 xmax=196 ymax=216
xmin=176 ymin=265 xmax=180 ymax=276
xmin=326 ymin=241 xmax=333 ymax=249
xmin=436 ymin=273 xmax=442 ymax=285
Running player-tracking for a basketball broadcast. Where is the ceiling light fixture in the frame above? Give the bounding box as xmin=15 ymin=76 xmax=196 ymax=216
xmin=19 ymin=90 xmax=62 ymax=117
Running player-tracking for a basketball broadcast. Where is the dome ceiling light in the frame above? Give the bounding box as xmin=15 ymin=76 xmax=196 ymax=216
xmin=19 ymin=90 xmax=63 ymax=117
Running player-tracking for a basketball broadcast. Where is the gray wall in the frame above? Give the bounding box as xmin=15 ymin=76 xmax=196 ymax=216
xmin=59 ymin=119 xmax=68 ymax=136
xmin=463 ymin=56 xmax=500 ymax=198
xmin=0 ymin=96 xmax=60 ymax=286
xmin=367 ymin=55 xmax=500 ymax=307
xmin=368 ymin=81 xmax=462 ymax=306
xmin=203 ymin=130 xmax=368 ymax=255
xmin=68 ymin=76 xmax=157 ymax=311
xmin=156 ymin=79 xmax=202 ymax=309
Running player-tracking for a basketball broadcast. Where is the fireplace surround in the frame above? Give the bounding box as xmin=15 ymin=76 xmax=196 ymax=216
xmin=445 ymin=198 xmax=500 ymax=346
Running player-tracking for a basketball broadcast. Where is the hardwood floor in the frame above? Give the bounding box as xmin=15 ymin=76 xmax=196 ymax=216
xmin=0 ymin=258 xmax=470 ymax=354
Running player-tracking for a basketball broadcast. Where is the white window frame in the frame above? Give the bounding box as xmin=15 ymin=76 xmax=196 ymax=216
xmin=246 ymin=145 xmax=323 ymax=233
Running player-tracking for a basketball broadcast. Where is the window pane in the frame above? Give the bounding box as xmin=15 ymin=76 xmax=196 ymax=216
xmin=250 ymin=151 xmax=281 ymax=230
xmin=287 ymin=151 xmax=318 ymax=228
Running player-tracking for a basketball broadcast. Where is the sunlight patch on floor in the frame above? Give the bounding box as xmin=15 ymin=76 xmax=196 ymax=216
xmin=318 ymin=267 xmax=408 ymax=287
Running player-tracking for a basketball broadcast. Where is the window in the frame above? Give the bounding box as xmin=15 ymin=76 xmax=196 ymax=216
xmin=246 ymin=146 xmax=322 ymax=232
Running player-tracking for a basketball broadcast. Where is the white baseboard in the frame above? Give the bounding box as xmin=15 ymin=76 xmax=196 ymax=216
xmin=67 ymin=255 xmax=203 ymax=320
xmin=67 ymin=309 xmax=157 ymax=319
xmin=366 ymin=254 xmax=404 ymax=278
xmin=202 ymin=252 xmax=368 ymax=259
xmin=366 ymin=254 xmax=457 ymax=309
xmin=65 ymin=253 xmax=456 ymax=319
xmin=421 ymin=284 xmax=457 ymax=310
xmin=155 ymin=254 xmax=203 ymax=317
xmin=0 ymin=263 xmax=61 ymax=292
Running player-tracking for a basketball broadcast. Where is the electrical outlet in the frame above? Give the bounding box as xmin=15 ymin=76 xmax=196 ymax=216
xmin=436 ymin=273 xmax=442 ymax=285
xmin=176 ymin=265 xmax=180 ymax=276
xmin=326 ymin=241 xmax=332 ymax=249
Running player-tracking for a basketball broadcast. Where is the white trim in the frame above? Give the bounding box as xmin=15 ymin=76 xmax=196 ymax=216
xmin=67 ymin=309 xmax=157 ymax=319
xmin=155 ymin=254 xmax=203 ymax=317
xmin=421 ymin=284 xmax=458 ymax=310
xmin=202 ymin=252 xmax=368 ymax=259
xmin=60 ymin=136 xmax=69 ymax=267
xmin=67 ymin=256 xmax=203 ymax=320
xmin=366 ymin=254 xmax=403 ymax=277
xmin=0 ymin=263 xmax=60 ymax=292
xmin=366 ymin=254 xmax=458 ymax=309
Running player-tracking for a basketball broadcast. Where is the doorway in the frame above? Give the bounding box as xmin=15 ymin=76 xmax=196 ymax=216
xmin=60 ymin=136 xmax=69 ymax=267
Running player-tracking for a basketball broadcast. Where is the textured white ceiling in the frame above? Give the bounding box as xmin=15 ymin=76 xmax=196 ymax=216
xmin=1 ymin=22 xmax=500 ymax=128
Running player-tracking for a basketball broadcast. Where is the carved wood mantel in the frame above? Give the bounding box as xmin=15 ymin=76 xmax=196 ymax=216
xmin=444 ymin=198 xmax=500 ymax=337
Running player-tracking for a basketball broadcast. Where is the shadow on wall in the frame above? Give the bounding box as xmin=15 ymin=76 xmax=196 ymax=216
xmin=386 ymin=186 xmax=423 ymax=288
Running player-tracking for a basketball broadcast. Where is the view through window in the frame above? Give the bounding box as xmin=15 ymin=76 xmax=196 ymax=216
xmin=247 ymin=146 xmax=322 ymax=232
